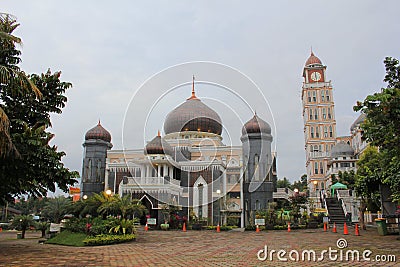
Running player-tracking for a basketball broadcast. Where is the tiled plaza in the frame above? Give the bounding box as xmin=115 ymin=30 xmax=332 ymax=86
xmin=0 ymin=226 xmax=399 ymax=267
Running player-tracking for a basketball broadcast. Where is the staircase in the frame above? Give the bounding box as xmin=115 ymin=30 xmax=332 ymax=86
xmin=325 ymin=197 xmax=347 ymax=224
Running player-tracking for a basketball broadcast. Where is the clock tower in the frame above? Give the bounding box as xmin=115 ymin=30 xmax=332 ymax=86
xmin=302 ymin=51 xmax=337 ymax=207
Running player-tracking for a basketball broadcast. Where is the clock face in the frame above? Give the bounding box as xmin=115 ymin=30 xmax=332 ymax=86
xmin=311 ymin=71 xmax=321 ymax=82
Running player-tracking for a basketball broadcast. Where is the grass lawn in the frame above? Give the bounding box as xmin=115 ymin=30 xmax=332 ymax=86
xmin=45 ymin=231 xmax=87 ymax=247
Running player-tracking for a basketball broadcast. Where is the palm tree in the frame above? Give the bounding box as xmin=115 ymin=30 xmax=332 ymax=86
xmin=41 ymin=196 xmax=71 ymax=223
xmin=0 ymin=13 xmax=41 ymax=157
xmin=11 ymin=215 xmax=35 ymax=239
xmin=98 ymin=194 xmax=146 ymax=219
xmin=35 ymin=221 xmax=49 ymax=238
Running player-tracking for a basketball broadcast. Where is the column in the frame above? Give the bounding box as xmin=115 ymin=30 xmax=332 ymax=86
xmin=146 ymin=165 xmax=150 ymax=177
xmin=157 ymin=164 xmax=161 ymax=177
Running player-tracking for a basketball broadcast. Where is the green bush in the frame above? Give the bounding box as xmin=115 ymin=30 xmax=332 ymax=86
xmin=83 ymin=234 xmax=135 ymax=246
xmin=64 ymin=217 xmax=118 ymax=236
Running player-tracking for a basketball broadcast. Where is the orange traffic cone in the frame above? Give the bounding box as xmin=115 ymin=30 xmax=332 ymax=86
xmin=332 ymin=222 xmax=337 ymax=233
xmin=287 ymin=222 xmax=291 ymax=232
xmin=183 ymin=222 xmax=187 ymax=232
xmin=323 ymin=222 xmax=327 ymax=232
xmin=216 ymin=224 xmax=221 ymax=233
xmin=343 ymin=223 xmax=349 ymax=235
xmin=144 ymin=223 xmax=148 ymax=232
xmin=355 ymin=223 xmax=360 ymax=236
xmin=256 ymin=224 xmax=260 ymax=232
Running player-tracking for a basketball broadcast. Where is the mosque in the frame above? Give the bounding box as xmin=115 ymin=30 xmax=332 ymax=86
xmin=81 ymin=79 xmax=277 ymax=227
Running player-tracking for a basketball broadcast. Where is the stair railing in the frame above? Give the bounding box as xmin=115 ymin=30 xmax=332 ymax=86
xmin=336 ymin=190 xmax=348 ymax=217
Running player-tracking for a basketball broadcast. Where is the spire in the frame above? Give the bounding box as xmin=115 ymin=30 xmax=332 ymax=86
xmin=98 ymin=119 xmax=101 ymax=125
xmin=311 ymin=46 xmax=314 ymax=56
xmin=157 ymin=129 xmax=161 ymax=137
xmin=187 ymin=75 xmax=199 ymax=100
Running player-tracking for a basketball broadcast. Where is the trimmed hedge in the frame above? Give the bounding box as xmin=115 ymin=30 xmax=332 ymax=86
xmin=83 ymin=234 xmax=135 ymax=246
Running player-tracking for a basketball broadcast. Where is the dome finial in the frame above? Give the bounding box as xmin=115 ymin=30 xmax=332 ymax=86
xmin=98 ymin=119 xmax=101 ymax=125
xmin=311 ymin=46 xmax=314 ymax=56
xmin=157 ymin=129 xmax=161 ymax=137
xmin=187 ymin=75 xmax=199 ymax=100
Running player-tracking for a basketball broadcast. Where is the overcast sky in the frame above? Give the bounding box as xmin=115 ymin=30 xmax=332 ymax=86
xmin=3 ymin=1 xmax=400 ymax=183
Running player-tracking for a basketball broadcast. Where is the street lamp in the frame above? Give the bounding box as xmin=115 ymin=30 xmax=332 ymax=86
xmin=82 ymin=195 xmax=88 ymax=200
xmin=216 ymin=190 xmax=221 ymax=225
xmin=105 ymin=189 xmax=112 ymax=196
xmin=313 ymin=180 xmax=318 ymax=208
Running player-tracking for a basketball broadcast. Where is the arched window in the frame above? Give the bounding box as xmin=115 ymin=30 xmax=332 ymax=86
xmin=311 ymin=127 xmax=314 ymax=138
xmin=87 ymin=159 xmax=92 ymax=182
xmin=198 ymin=184 xmax=203 ymax=218
xmin=314 ymin=108 xmax=318 ymax=120
xmin=328 ymin=108 xmax=332 ymax=119
xmin=314 ymin=162 xmax=318 ymax=174
xmin=314 ymin=145 xmax=318 ymax=152
xmin=326 ymin=90 xmax=330 ymax=101
xmin=316 ymin=126 xmax=320 ymax=138
xmin=312 ymin=91 xmax=316 ymax=102
xmin=319 ymin=162 xmax=324 ymax=174
xmin=308 ymin=92 xmax=311 ymax=102
xmin=321 ymin=90 xmax=325 ymax=101
xmin=324 ymin=126 xmax=328 ymax=137
xmin=322 ymin=108 xmax=326 ymax=119
xmin=329 ymin=126 xmax=333 ymax=137
xmin=309 ymin=109 xmax=313 ymax=120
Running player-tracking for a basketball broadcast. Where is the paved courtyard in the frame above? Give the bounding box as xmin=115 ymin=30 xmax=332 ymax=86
xmin=0 ymin=226 xmax=399 ymax=267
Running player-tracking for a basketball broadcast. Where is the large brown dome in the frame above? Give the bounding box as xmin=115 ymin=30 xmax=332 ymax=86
xmin=163 ymin=88 xmax=222 ymax=135
xmin=85 ymin=121 xmax=111 ymax=142
xmin=242 ymin=114 xmax=271 ymax=135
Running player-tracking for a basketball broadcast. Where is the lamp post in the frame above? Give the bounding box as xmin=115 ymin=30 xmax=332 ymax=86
xmin=313 ymin=180 xmax=318 ymax=209
xmin=216 ymin=189 xmax=221 ymax=225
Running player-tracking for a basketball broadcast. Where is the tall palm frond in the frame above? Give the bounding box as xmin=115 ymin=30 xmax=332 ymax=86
xmin=0 ymin=13 xmax=41 ymax=157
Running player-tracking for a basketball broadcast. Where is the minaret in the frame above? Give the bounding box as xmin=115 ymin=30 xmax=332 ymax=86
xmin=81 ymin=121 xmax=113 ymax=197
xmin=241 ymin=113 xmax=274 ymax=226
xmin=302 ymin=51 xmax=337 ymax=206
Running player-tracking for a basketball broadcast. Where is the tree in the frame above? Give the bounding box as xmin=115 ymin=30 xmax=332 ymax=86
xmin=354 ymin=57 xmax=400 ymax=201
xmin=35 ymin=221 xmax=49 ymax=238
xmin=276 ymin=177 xmax=291 ymax=188
xmin=97 ymin=194 xmax=146 ymax=219
xmin=41 ymin=196 xmax=72 ymax=223
xmin=0 ymin=69 xmax=78 ymax=204
xmin=0 ymin=13 xmax=40 ymax=157
xmin=11 ymin=214 xmax=35 ymax=239
xmin=292 ymin=174 xmax=307 ymax=192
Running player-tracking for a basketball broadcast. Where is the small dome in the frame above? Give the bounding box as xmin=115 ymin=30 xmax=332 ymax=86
xmin=145 ymin=132 xmax=173 ymax=155
xmin=85 ymin=121 xmax=111 ymax=142
xmin=163 ymin=86 xmax=222 ymax=135
xmin=305 ymin=51 xmax=322 ymax=66
xmin=331 ymin=141 xmax=354 ymax=157
xmin=242 ymin=114 xmax=271 ymax=135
